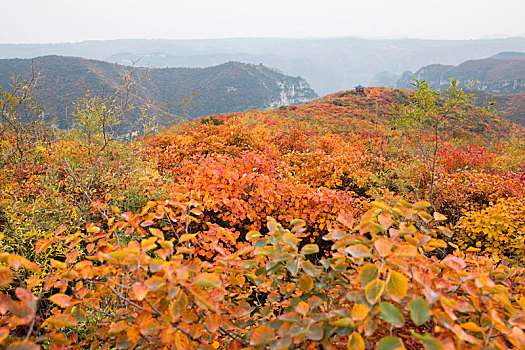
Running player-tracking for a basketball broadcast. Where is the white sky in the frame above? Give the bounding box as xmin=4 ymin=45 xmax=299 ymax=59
xmin=1 ymin=0 xmax=524 ymax=43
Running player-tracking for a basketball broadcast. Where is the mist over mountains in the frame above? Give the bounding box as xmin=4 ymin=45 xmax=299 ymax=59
xmin=2 ymin=37 xmax=525 ymax=95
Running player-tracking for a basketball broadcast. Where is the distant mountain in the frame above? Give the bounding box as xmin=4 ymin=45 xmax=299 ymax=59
xmin=0 ymin=56 xmax=317 ymax=130
xmin=394 ymin=52 xmax=525 ymax=94
xmin=2 ymin=37 xmax=525 ymax=95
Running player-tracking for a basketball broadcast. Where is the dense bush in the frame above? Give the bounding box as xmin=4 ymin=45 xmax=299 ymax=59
xmin=455 ymin=197 xmax=525 ymax=259
xmin=2 ymin=199 xmax=525 ymax=349
xmin=1 ymin=83 xmax=525 ymax=348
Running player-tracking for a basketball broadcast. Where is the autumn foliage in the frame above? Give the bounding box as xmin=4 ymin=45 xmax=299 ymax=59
xmin=1 ymin=86 xmax=525 ymax=349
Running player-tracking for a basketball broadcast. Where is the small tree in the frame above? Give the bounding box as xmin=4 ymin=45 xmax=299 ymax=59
xmin=393 ymin=79 xmax=476 ymax=208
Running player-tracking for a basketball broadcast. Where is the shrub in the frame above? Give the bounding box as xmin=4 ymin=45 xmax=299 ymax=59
xmin=2 ymin=199 xmax=525 ymax=348
xmin=455 ymin=197 xmax=525 ymax=259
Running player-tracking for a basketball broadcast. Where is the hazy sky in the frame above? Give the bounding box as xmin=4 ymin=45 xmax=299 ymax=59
xmin=1 ymin=0 xmax=524 ymax=43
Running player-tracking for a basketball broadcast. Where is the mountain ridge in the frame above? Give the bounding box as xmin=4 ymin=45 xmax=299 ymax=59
xmin=2 ymin=37 xmax=525 ymax=95
xmin=394 ymin=52 xmax=525 ymax=94
xmin=0 ymin=55 xmax=318 ymax=130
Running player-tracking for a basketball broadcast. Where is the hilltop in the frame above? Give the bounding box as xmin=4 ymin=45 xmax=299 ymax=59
xmin=0 ymin=55 xmax=317 ymax=130
xmin=210 ymin=87 xmax=516 ymax=138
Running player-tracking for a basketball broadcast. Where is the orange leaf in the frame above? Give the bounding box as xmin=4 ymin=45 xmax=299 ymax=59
xmin=149 ymin=228 xmax=164 ymax=240
xmin=174 ymin=331 xmax=190 ymax=350
xmin=374 ymin=237 xmax=393 ymax=257
xmin=9 ymin=301 xmax=34 ymax=320
xmin=228 ymin=341 xmax=243 ymax=350
xmin=133 ymin=282 xmax=148 ymax=301
xmin=337 ymin=212 xmax=354 ymax=229
xmin=55 ymin=225 xmax=67 ymax=235
xmin=250 ymin=325 xmax=275 ymax=346
xmin=205 ymin=314 xmax=221 ymax=332
xmin=49 ymin=294 xmax=71 ymax=308
xmin=187 ymin=286 xmax=219 ymax=313
xmin=510 ymin=313 xmax=525 ymax=329
xmin=295 ymin=301 xmax=309 ymax=317
xmin=392 ymin=245 xmax=417 ymax=257
xmin=109 ymin=320 xmax=128 ymax=335
xmin=44 ymin=314 xmax=77 ymax=328
xmin=0 ymin=327 xmax=9 ymax=343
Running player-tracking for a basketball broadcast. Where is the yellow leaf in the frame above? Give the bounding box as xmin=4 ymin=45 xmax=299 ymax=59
xmin=386 ymin=271 xmax=408 ymax=302
xmin=461 ymin=322 xmax=483 ymax=333
xmin=149 ymin=228 xmax=164 ymax=240
xmin=299 ymin=274 xmax=314 ymax=292
xmin=194 ymin=273 xmax=222 ymax=289
xmin=347 ymin=331 xmax=365 ymax=350
xmin=434 ymin=212 xmax=447 ymax=221
xmin=351 ymin=303 xmax=369 ymax=321
xmin=179 ymin=234 xmax=197 ymax=243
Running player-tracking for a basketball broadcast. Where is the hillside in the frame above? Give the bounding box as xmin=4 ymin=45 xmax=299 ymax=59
xmin=2 ymin=37 xmax=525 ymax=95
xmin=243 ymin=87 xmax=516 ymax=138
xmin=394 ymin=52 xmax=525 ymax=94
xmin=471 ymin=90 xmax=525 ymax=126
xmin=0 ymin=55 xmax=317 ymax=130
xmin=1 ymin=82 xmax=525 ymax=348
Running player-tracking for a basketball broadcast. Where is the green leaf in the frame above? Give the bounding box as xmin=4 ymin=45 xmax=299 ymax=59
xmin=286 ymin=259 xmax=299 ymax=276
xmin=377 ymin=336 xmax=405 ymax=350
xmin=409 ymin=298 xmax=430 ymax=326
xmin=364 ymin=279 xmax=385 ymax=305
xmin=380 ymin=302 xmax=404 ymax=328
xmin=305 ymin=324 xmax=324 ymax=341
xmin=301 ymin=260 xmax=316 ymax=276
xmin=411 ymin=332 xmax=443 ymax=350
xmin=359 ymin=263 xmax=379 ymax=288
xmin=345 ymin=244 xmax=372 ymax=258
xmin=301 ymin=244 xmax=319 ymax=255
